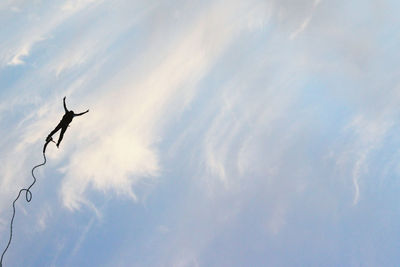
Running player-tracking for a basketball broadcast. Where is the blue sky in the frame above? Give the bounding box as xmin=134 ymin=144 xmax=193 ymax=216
xmin=1 ymin=0 xmax=400 ymax=266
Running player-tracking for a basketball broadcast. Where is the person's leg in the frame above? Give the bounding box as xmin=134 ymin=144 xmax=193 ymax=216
xmin=47 ymin=123 xmax=62 ymax=141
xmin=57 ymin=126 xmax=67 ymax=147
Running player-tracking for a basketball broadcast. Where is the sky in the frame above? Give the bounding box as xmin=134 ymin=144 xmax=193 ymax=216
xmin=0 ymin=0 xmax=400 ymax=266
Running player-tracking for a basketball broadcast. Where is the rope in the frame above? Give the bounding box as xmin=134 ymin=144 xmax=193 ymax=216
xmin=0 ymin=140 xmax=50 ymax=267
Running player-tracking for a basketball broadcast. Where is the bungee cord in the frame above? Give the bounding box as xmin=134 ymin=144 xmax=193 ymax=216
xmin=0 ymin=138 xmax=54 ymax=267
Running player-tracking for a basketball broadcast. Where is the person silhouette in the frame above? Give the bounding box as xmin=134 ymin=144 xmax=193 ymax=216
xmin=46 ymin=96 xmax=89 ymax=148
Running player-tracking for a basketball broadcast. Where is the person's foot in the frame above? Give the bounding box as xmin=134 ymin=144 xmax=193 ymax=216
xmin=56 ymin=143 xmax=60 ymax=148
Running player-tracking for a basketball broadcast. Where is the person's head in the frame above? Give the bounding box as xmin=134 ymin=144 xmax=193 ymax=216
xmin=69 ymin=110 xmax=75 ymax=116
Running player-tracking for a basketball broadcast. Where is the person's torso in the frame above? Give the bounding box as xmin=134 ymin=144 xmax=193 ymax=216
xmin=61 ymin=112 xmax=74 ymax=124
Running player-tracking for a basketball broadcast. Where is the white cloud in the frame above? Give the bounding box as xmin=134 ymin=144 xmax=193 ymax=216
xmin=1 ymin=0 xmax=400 ymax=265
xmin=0 ymin=0 xmax=104 ymax=67
xmin=8 ymin=45 xmax=30 ymax=65
xmin=290 ymin=15 xmax=312 ymax=40
xmin=339 ymin=115 xmax=393 ymax=205
xmin=61 ymin=0 xmax=99 ymax=12
xmin=36 ymin=204 xmax=52 ymax=231
xmin=157 ymin=225 xmax=170 ymax=234
xmin=59 ymin=0 xmax=254 ymax=210
xmin=172 ymin=252 xmax=199 ymax=267
xmin=266 ymin=203 xmax=287 ymax=235
xmin=289 ymin=0 xmax=322 ymax=40
xmin=70 ymin=216 xmax=96 ymax=257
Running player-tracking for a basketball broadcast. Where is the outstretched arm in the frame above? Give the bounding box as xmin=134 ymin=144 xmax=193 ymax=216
xmin=63 ymin=97 xmax=68 ymax=113
xmin=74 ymin=109 xmax=89 ymax=116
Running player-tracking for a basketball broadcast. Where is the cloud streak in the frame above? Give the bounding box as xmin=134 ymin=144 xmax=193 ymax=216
xmin=1 ymin=0 xmax=400 ymax=266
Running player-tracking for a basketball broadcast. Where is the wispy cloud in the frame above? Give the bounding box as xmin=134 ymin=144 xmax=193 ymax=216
xmin=61 ymin=0 xmax=99 ymax=12
xmin=289 ymin=0 xmax=321 ymax=40
xmin=57 ymin=0 xmax=253 ymax=210
xmin=1 ymin=0 xmax=400 ymax=266
xmin=8 ymin=45 xmax=30 ymax=65
xmin=336 ymin=115 xmax=393 ymax=205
